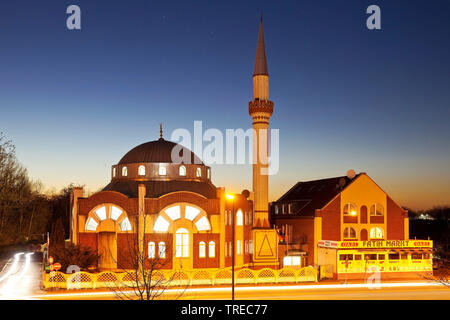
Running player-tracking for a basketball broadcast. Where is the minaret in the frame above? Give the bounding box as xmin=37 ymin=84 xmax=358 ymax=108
xmin=249 ymin=17 xmax=273 ymax=228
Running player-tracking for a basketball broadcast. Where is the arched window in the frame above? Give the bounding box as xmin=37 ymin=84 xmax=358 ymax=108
xmin=148 ymin=242 xmax=156 ymax=258
xmin=113 ymin=167 xmax=116 ymax=177
xmin=370 ymin=203 xmax=384 ymax=216
xmin=196 ymin=167 xmax=202 ymax=177
xmin=207 ymin=168 xmax=211 ymax=179
xmin=110 ymin=206 xmax=122 ymax=221
xmin=122 ymin=166 xmax=128 ymax=177
xmin=164 ymin=205 xmax=181 ymax=221
xmin=85 ymin=217 xmax=98 ymax=231
xmin=370 ymin=227 xmax=384 ymax=239
xmin=343 ymin=227 xmax=357 ymax=239
xmin=199 ymin=241 xmax=206 ymax=258
xmin=153 ymin=216 xmax=170 ymax=232
xmin=119 ymin=217 xmax=132 ymax=231
xmin=195 ymin=216 xmax=211 ymax=231
xmin=236 ymin=210 xmax=243 ymax=226
xmin=343 ymin=203 xmax=357 ymax=216
xmin=179 ymin=165 xmax=186 ymax=176
xmin=208 ymin=241 xmax=215 ymax=258
xmin=158 ymin=242 xmax=166 ymax=258
xmin=138 ymin=165 xmax=146 ymax=176
xmin=94 ymin=206 xmax=107 ymax=221
xmin=176 ymin=228 xmax=189 ymax=258
xmin=159 ymin=165 xmax=166 ymax=176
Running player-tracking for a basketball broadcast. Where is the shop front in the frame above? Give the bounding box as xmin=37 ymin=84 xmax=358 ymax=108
xmin=317 ymin=240 xmax=433 ymax=280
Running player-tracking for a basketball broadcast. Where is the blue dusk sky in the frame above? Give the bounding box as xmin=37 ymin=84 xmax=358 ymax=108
xmin=0 ymin=0 xmax=449 ymax=210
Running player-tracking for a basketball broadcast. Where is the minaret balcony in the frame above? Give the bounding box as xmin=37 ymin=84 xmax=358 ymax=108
xmin=249 ymin=99 xmax=274 ymax=116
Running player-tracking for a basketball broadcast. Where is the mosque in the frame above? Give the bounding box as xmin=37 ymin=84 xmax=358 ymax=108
xmin=69 ymin=19 xmax=433 ymax=279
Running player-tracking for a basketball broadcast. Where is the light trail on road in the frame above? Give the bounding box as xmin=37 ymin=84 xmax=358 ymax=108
xmin=0 ymin=252 xmax=24 ymax=283
xmin=31 ymin=280 xmax=448 ymax=300
xmin=0 ymin=252 xmax=37 ymax=300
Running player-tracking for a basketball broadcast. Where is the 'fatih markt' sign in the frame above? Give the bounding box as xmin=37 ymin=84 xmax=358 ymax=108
xmin=318 ymin=240 xmax=433 ymax=249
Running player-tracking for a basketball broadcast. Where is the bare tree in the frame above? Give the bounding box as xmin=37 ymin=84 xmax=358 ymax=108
xmin=107 ymin=210 xmax=186 ymax=300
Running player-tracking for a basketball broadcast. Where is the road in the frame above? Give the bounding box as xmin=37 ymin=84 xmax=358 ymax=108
xmin=0 ymin=251 xmax=448 ymax=300
xmin=31 ymin=281 xmax=450 ymax=300
xmin=0 ymin=251 xmax=42 ymax=300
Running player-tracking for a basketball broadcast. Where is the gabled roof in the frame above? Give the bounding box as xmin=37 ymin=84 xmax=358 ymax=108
xmin=274 ymin=175 xmax=360 ymax=217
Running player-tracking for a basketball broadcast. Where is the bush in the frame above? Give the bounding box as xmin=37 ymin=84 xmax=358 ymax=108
xmin=51 ymin=243 xmax=98 ymax=272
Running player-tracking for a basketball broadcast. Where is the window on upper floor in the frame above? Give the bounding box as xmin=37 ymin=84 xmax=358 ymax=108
xmin=196 ymin=167 xmax=202 ymax=177
xmin=179 ymin=165 xmax=186 ymax=176
xmin=343 ymin=203 xmax=357 ymax=217
xmin=236 ymin=210 xmax=243 ymax=226
xmin=112 ymin=167 xmax=116 ymax=177
xmin=274 ymin=205 xmax=279 ymax=214
xmin=370 ymin=203 xmax=384 ymax=216
xmin=288 ymin=203 xmax=293 ymax=214
xmin=159 ymin=165 xmax=166 ymax=176
xmin=207 ymin=168 xmax=211 ymax=179
xmin=138 ymin=165 xmax=146 ymax=176
xmin=122 ymin=166 xmax=128 ymax=177
xmin=343 ymin=227 xmax=357 ymax=239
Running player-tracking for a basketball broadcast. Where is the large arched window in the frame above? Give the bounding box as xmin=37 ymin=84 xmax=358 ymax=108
xmin=236 ymin=210 xmax=243 ymax=226
xmin=122 ymin=166 xmax=128 ymax=177
xmin=158 ymin=242 xmax=166 ymax=258
xmin=343 ymin=203 xmax=357 ymax=216
xmin=370 ymin=203 xmax=384 ymax=216
xmin=209 ymin=241 xmax=215 ymax=258
xmin=370 ymin=227 xmax=384 ymax=239
xmin=179 ymin=165 xmax=186 ymax=176
xmin=176 ymin=228 xmax=189 ymax=258
xmin=153 ymin=216 xmax=170 ymax=232
xmin=148 ymin=242 xmax=156 ymax=258
xmin=85 ymin=217 xmax=98 ymax=231
xmin=119 ymin=217 xmax=132 ymax=231
xmin=343 ymin=227 xmax=357 ymax=239
xmin=138 ymin=165 xmax=146 ymax=176
xmin=199 ymin=241 xmax=206 ymax=258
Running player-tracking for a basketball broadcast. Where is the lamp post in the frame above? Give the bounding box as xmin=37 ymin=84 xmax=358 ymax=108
xmin=226 ymin=193 xmax=235 ymax=300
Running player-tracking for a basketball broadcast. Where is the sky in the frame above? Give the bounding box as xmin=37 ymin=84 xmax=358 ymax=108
xmin=0 ymin=0 xmax=449 ymax=210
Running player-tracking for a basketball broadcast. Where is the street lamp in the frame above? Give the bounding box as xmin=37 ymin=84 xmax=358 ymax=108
xmin=226 ymin=193 xmax=235 ymax=300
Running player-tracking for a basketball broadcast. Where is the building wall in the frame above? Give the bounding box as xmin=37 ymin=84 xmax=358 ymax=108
xmin=387 ymin=196 xmax=407 ymax=240
xmin=340 ymin=174 xmax=387 ymax=241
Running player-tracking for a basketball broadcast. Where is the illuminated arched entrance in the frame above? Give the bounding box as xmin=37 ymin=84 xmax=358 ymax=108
xmin=85 ymin=204 xmax=132 ymax=270
xmin=153 ymin=203 xmax=211 ymax=270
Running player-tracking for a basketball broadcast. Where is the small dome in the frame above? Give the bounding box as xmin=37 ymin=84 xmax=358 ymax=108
xmin=118 ymin=139 xmax=203 ymax=165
